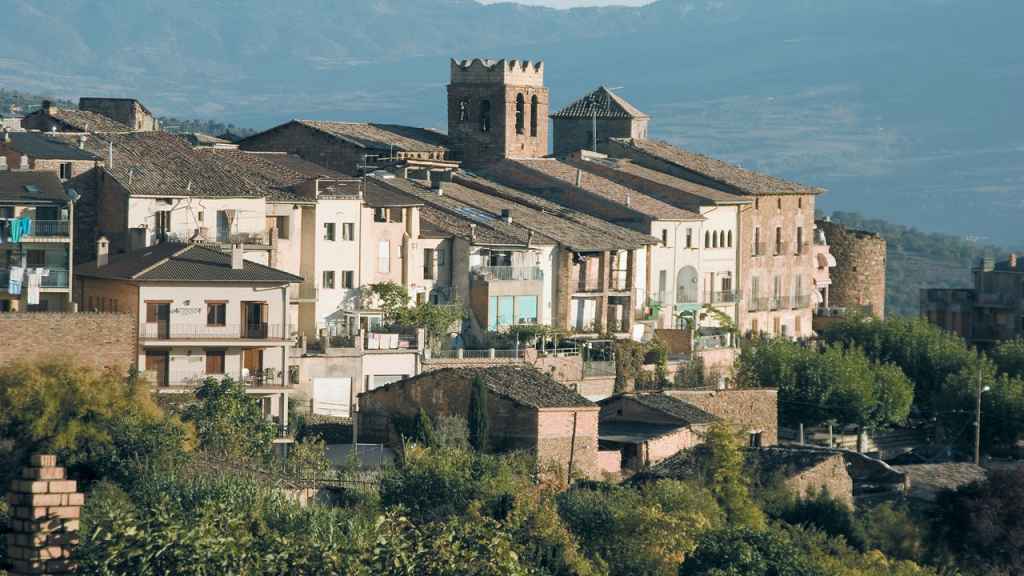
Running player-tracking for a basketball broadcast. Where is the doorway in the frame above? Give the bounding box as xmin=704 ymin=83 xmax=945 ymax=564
xmin=145 ymin=351 xmax=169 ymax=387
xmin=242 ymin=348 xmax=263 ymax=384
xmin=241 ymin=301 xmax=268 ymax=338
xmin=146 ymin=301 xmax=170 ymax=338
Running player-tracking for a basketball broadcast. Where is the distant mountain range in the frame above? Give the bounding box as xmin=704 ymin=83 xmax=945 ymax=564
xmin=2 ymin=0 xmax=1021 ymax=244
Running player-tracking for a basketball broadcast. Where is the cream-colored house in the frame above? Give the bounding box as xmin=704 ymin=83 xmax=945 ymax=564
xmin=75 ymin=241 xmax=303 ymax=426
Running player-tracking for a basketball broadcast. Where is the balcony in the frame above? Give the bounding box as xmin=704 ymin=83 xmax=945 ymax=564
xmin=705 ymin=290 xmax=740 ymax=305
xmin=189 ymin=230 xmax=273 ymax=250
xmin=792 ymin=294 xmax=812 ymax=309
xmin=471 ymin=265 xmax=543 ymax=282
xmin=749 ymin=297 xmax=772 ymax=312
xmin=140 ymin=323 xmax=287 ymax=342
xmin=0 ymin=267 xmax=69 ymax=289
xmin=609 ymin=270 xmax=630 ymax=291
xmin=25 ymin=220 xmax=70 ymax=238
xmin=695 ymin=333 xmax=731 ymax=350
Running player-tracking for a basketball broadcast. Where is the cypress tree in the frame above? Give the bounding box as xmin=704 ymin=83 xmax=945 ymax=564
xmin=468 ymin=376 xmax=489 ymax=452
xmin=414 ymin=407 xmax=436 ymax=447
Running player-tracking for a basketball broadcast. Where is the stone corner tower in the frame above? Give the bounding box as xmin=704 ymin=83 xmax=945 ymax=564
xmin=447 ymin=58 xmax=549 ymax=166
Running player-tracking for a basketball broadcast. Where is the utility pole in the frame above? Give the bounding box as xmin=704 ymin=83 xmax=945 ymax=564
xmin=975 ymin=364 xmax=983 ymax=466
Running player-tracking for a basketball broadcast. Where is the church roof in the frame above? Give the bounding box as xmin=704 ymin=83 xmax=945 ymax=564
xmin=551 ymin=86 xmax=648 ymax=120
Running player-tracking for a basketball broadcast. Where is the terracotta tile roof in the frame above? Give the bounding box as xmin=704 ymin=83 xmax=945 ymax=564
xmin=551 ymin=86 xmax=648 ymax=120
xmin=179 ymin=132 xmax=233 ymax=147
xmin=363 ymin=177 xmax=425 ymax=208
xmin=6 ymin=132 xmax=99 ymax=161
xmin=614 ymin=138 xmax=824 ymax=196
xmin=373 ymin=366 xmax=596 ymax=409
xmin=574 ymin=156 xmax=749 ymax=206
xmin=76 ymin=242 xmax=302 ymax=284
xmin=200 ymin=149 xmax=351 ymax=201
xmin=295 ymin=120 xmax=449 ymax=152
xmin=0 ymin=171 xmax=68 ymax=204
xmin=48 ymin=107 xmax=132 ymax=133
xmin=480 ymin=158 xmax=703 ymax=222
xmin=626 ymin=394 xmax=718 ymax=425
xmin=83 ymin=132 xmax=269 ymax=199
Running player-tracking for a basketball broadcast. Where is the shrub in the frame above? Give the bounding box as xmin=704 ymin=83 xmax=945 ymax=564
xmin=468 ymin=377 xmax=490 ymax=452
xmin=183 ymin=377 xmax=276 ymax=462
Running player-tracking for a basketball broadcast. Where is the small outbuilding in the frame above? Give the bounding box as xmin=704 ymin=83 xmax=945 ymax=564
xmin=598 ymin=393 xmax=717 ymax=470
xmin=357 ymin=365 xmax=600 ymax=479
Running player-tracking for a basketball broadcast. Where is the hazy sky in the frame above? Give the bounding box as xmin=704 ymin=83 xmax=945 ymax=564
xmin=478 ymin=0 xmax=653 ymax=7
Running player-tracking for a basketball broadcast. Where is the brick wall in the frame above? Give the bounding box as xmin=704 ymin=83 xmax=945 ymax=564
xmin=816 ymin=220 xmax=886 ymax=318
xmin=0 ymin=313 xmax=136 ymax=371
xmin=665 ymin=389 xmax=778 ymax=445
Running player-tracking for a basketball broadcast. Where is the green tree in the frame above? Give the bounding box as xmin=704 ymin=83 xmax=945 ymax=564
xmin=399 ymin=301 xmax=465 ymax=352
xmin=0 ymin=359 xmax=191 ymax=487
xmin=703 ymin=422 xmax=766 ymax=529
xmin=413 ymin=407 xmax=437 ymax=447
xmin=363 ymin=281 xmax=410 ymax=323
xmin=183 ymin=377 xmax=276 ymax=462
xmin=679 ymin=526 xmax=820 ymax=576
xmin=468 ymin=376 xmax=490 ymax=452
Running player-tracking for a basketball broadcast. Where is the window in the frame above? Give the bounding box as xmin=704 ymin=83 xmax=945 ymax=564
xmin=751 ymin=318 xmax=759 ymax=334
xmin=773 ymin=317 xmax=781 ymax=336
xmin=390 ymin=208 xmax=403 ymax=223
xmin=798 ymin=197 xmax=803 ymax=210
xmin=749 ymin=432 xmax=763 ymax=448
xmin=323 ymin=222 xmax=336 ymax=241
xmin=323 ymin=270 xmax=335 ymax=289
xmin=342 ymin=270 xmax=354 ymax=289
xmin=515 ymin=93 xmax=525 ymax=135
xmin=378 ymin=240 xmax=390 ymax=274
xmin=155 ymin=210 xmax=171 ymax=241
xmin=777 ymin=198 xmax=782 ymax=211
xmin=423 ymin=248 xmax=435 ymax=280
xmin=458 ymin=99 xmax=469 ymax=122
xmin=727 ymin=230 xmax=733 ymax=248
xmin=686 ymin=228 xmax=693 ymax=248
xmin=373 ymin=208 xmax=387 ymax=223
xmin=516 ymin=295 xmax=538 ymax=324
xmin=719 ymin=231 xmax=725 ymax=247
xmin=480 ymin=99 xmax=491 ymax=132
xmin=26 ymin=250 xmax=45 ymax=267
xmin=775 ymin=226 xmax=782 ymax=255
xmin=197 ymin=211 xmax=204 ymax=223
xmin=755 ymin=198 xmax=759 ymax=210
xmin=342 ymin=222 xmax=355 ymax=241
xmin=205 ymin=350 xmax=225 ymax=375
xmin=661 ymin=229 xmax=668 ymax=246
xmin=530 ymin=95 xmax=538 ymax=137
xmin=488 ymin=295 xmax=515 ymax=330
xmin=273 ymin=216 xmax=289 ymax=240
xmin=704 ymin=231 xmax=710 ymax=248
xmin=751 ymin=276 xmax=760 ymax=299
xmin=721 ymin=275 xmax=732 ymax=294
xmin=754 ymin=227 xmax=761 ymax=255
xmin=0 ymin=300 xmax=9 ymax=312
xmin=795 ymin=226 xmax=803 ymax=254
xmin=658 ymin=270 xmax=667 ymax=297
xmin=0 ymin=206 xmax=12 ymax=219
xmin=712 ymin=232 xmax=718 ymax=248
xmin=206 ymin=302 xmax=227 ymax=326
xmin=59 ymin=162 xmax=72 ymax=180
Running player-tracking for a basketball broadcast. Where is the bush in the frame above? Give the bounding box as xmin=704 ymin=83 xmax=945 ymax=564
xmin=183 ymin=377 xmax=276 ymax=462
xmin=776 ymin=489 xmax=865 ymax=551
xmin=934 ymin=469 xmax=1024 ymax=575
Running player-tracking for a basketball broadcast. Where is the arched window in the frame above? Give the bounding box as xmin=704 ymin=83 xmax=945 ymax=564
xmin=515 ymin=93 xmax=525 ymax=135
xmin=458 ymin=100 xmax=468 ymax=122
xmin=530 ymin=95 xmax=538 ymax=137
xmin=727 ymin=230 xmax=733 ymax=247
xmin=480 ymin=100 xmax=491 ymax=133
xmin=719 ymin=231 xmax=726 ymax=247
xmin=676 ymin=266 xmax=698 ymax=304
xmin=705 ymin=231 xmax=710 ymax=248
xmin=712 ymin=232 xmax=718 ymax=248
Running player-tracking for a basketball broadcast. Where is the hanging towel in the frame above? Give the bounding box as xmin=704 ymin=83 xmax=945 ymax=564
xmin=8 ymin=266 xmax=24 ymax=295
xmin=26 ymin=269 xmax=41 ymax=305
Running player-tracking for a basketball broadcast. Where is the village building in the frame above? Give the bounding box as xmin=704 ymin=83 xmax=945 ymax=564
xmin=0 ymin=130 xmax=99 ymax=180
xmin=74 ymin=241 xmax=303 ymax=426
xmin=550 ymin=85 xmax=649 ymax=156
xmin=815 ymin=219 xmax=885 ymax=319
xmin=922 ymin=254 xmax=1024 ymax=346
xmin=358 ymin=365 xmax=601 ymax=478
xmin=78 ymin=97 xmax=160 ymax=132
xmin=598 ymin=393 xmax=717 ymax=471
xmin=21 ymin=100 xmax=133 ymax=134
xmin=238 ymin=120 xmax=453 ymax=176
xmin=0 ymin=171 xmax=75 ymax=312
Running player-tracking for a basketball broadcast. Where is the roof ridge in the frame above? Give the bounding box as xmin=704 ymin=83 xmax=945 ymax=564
xmin=129 ymin=243 xmax=193 ymax=279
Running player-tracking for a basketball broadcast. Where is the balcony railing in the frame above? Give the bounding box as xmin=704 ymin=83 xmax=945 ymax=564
xmin=26 ymin=220 xmax=70 ymax=237
xmin=749 ymin=297 xmax=772 ymax=312
xmin=771 ymin=296 xmax=790 ymax=310
xmin=140 ymin=323 xmax=286 ymax=340
xmin=472 ymin=266 xmax=543 ymax=282
xmin=609 ymin=270 xmax=630 ymax=291
xmin=695 ymin=334 xmax=731 ymax=350
xmin=583 ymin=360 xmax=616 ymax=378
xmin=705 ymin=290 xmax=740 ymax=305
xmin=0 ymin=267 xmax=69 ymax=288
xmin=792 ymin=294 xmax=812 ymax=309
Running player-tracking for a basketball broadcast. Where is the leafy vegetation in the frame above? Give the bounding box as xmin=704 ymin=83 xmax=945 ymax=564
xmin=362 ymin=281 xmax=464 ymax=351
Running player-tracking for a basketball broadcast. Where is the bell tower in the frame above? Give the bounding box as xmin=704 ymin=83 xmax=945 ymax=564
xmin=447 ymin=58 xmax=549 ymax=166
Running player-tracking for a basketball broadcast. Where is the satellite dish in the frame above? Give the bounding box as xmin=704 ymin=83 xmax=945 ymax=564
xmin=66 ymin=188 xmax=81 ymax=202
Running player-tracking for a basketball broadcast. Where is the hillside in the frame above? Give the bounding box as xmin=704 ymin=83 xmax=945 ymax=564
xmin=0 ymin=0 xmax=1020 ymax=245
xmin=826 ymin=211 xmax=1010 ymax=317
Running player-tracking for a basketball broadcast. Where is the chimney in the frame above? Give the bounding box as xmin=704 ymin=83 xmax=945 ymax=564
xmin=231 ymin=243 xmax=244 ymax=270
xmin=500 ymin=208 xmax=512 ymax=224
xmin=78 ymin=134 xmax=87 ymax=149
xmin=1011 ymin=253 xmax=1018 ymax=269
xmin=575 ymin=169 xmax=583 ymax=188
xmin=96 ymin=236 xmax=109 ymax=267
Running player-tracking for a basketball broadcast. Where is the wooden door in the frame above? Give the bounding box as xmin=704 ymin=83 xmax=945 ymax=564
xmin=145 ymin=351 xmax=169 ymax=387
xmin=242 ymin=348 xmax=263 ymax=384
xmin=242 ymin=301 xmax=268 ymax=338
xmin=146 ymin=302 xmax=170 ymax=338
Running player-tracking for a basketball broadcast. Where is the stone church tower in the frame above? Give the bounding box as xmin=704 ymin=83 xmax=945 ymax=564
xmin=447 ymin=59 xmax=549 ymax=166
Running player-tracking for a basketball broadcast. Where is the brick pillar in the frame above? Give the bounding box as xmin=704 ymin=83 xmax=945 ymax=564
xmin=5 ymin=454 xmax=83 ymax=575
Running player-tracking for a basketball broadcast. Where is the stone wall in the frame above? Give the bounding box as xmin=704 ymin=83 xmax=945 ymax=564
xmin=784 ymin=453 xmax=854 ymax=507
xmin=665 ymin=389 xmax=778 ymax=446
xmin=0 ymin=313 xmax=136 ymax=372
xmin=553 ymin=117 xmax=646 ymax=157
xmin=78 ymin=98 xmax=158 ymax=131
xmin=816 ymin=220 xmax=887 ymax=318
xmin=240 ymin=122 xmax=363 ymax=175
xmin=535 ymin=408 xmax=599 ymax=480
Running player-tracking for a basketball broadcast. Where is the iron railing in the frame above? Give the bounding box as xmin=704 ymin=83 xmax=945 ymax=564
xmin=471 ymin=266 xmax=543 ymax=282
xmin=706 ymin=290 xmax=740 ymax=305
xmin=0 ymin=267 xmax=69 ymax=288
xmin=792 ymin=294 xmax=812 ymax=309
xmin=140 ymin=323 xmax=286 ymax=340
xmin=26 ymin=220 xmax=70 ymax=237
xmin=583 ymin=360 xmax=616 ymax=378
xmin=609 ymin=270 xmax=630 ymax=291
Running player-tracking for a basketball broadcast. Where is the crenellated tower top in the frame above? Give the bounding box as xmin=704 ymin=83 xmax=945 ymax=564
xmin=450 ymin=58 xmax=545 ymax=87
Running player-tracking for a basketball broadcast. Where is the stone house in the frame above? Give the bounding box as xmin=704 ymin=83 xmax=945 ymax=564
xmin=0 ymin=171 xmax=75 ymax=312
xmin=74 ymin=241 xmax=303 ymax=425
xmin=239 ymin=120 xmax=452 ymax=176
xmin=0 ymin=131 xmax=100 ymax=180
xmin=604 ymin=138 xmax=825 ymax=339
xmin=663 ymin=388 xmax=779 ymax=447
xmin=78 ymin=97 xmax=159 ymax=131
xmin=358 ymin=365 xmax=600 ymax=478
xmin=922 ymin=254 xmax=1024 ymax=346
xmin=21 ymin=101 xmax=132 ymax=134
xmin=375 ymin=171 xmax=657 ymax=336
xmin=598 ymin=393 xmax=717 ymax=470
